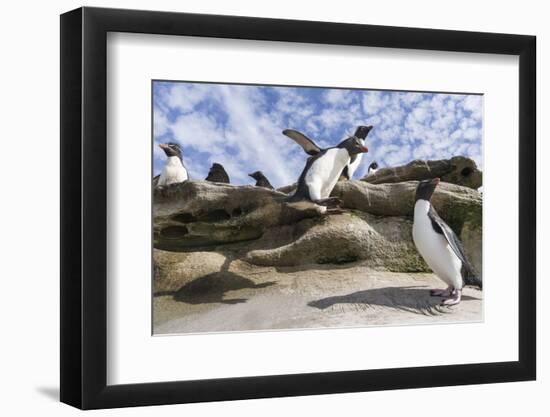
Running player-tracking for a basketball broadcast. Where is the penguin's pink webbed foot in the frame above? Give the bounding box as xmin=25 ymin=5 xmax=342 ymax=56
xmin=440 ymin=289 xmax=462 ymax=306
xmin=430 ymin=287 xmax=452 ymax=297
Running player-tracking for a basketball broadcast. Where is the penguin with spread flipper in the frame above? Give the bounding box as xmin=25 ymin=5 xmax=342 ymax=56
xmin=283 ymin=125 xmax=373 ymax=180
xmin=288 ymin=134 xmax=369 ymax=210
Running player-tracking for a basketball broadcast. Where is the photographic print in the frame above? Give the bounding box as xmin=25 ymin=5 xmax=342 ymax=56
xmin=152 ymin=81 xmax=483 ymax=335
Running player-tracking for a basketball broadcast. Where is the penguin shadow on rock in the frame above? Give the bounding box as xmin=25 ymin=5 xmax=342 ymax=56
xmin=284 ymin=125 xmax=372 ymax=211
xmin=308 ymin=286 xmax=481 ymax=316
xmin=155 ymin=258 xmax=275 ymax=305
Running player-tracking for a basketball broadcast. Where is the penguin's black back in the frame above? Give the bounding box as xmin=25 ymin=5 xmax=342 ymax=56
xmin=205 ymin=163 xmax=230 ymax=183
xmin=288 ymin=150 xmax=328 ymax=202
xmin=255 ymin=176 xmax=273 ymax=189
xmin=428 ymin=205 xmax=481 ymax=288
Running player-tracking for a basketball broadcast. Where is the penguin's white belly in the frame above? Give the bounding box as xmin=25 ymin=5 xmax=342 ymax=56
xmin=413 ymin=204 xmax=463 ymax=289
xmin=347 ymin=153 xmax=363 ymax=179
xmin=305 ymin=149 xmax=349 ymax=200
xmin=158 ymin=157 xmax=188 ymax=186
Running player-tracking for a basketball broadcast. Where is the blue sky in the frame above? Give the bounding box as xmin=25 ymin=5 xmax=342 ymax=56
xmin=153 ymin=81 xmax=483 ymax=188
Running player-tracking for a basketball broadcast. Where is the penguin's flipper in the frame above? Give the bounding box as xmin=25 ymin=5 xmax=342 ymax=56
xmin=153 ymin=174 xmax=160 ymax=187
xmin=282 ymin=129 xmax=322 ymax=156
xmin=428 ymin=206 xmax=480 ymax=287
xmin=340 ymin=166 xmax=350 ymax=180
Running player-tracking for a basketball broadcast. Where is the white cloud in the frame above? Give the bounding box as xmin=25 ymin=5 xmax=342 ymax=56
xmin=153 ymin=107 xmax=169 ymax=137
xmin=462 ymin=95 xmax=483 ymax=119
xmin=362 ymin=91 xmax=387 ymax=115
xmin=170 ymin=112 xmax=221 ymax=149
xmin=385 ymin=144 xmax=412 ymax=166
xmin=165 ymin=83 xmax=213 ymax=113
xmin=324 ymin=89 xmax=348 ymax=104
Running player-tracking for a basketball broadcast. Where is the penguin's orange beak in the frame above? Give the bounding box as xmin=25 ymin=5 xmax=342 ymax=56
xmin=159 ymin=143 xmax=169 ymax=150
xmin=431 ymin=177 xmax=440 ymax=186
xmin=360 ymin=146 xmax=369 ymax=153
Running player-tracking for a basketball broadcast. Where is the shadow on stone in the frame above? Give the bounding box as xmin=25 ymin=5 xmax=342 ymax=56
xmin=308 ymin=286 xmax=480 ymax=315
xmin=155 ymin=265 xmax=276 ymax=305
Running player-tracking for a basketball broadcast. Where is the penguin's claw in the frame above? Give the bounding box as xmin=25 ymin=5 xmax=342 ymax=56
xmin=430 ymin=288 xmax=452 ymax=297
xmin=440 ymin=290 xmax=462 ymax=306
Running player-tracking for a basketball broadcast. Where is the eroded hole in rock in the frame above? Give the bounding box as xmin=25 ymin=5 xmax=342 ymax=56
xmin=461 ymin=167 xmax=473 ymax=177
xmin=172 ymin=213 xmax=197 ymax=223
xmin=161 ymin=226 xmax=189 ymax=239
xmin=232 ymin=208 xmax=243 ymax=217
xmin=317 ymin=254 xmax=359 ymax=265
xmin=202 ymin=210 xmax=231 ymax=222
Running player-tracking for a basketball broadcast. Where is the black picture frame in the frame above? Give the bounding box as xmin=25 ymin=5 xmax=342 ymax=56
xmin=60 ymin=6 xmax=536 ymax=410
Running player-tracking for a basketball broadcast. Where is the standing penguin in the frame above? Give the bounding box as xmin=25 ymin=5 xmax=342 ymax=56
xmin=154 ymin=142 xmax=188 ymax=187
xmin=283 ymin=125 xmax=373 ymax=180
xmin=205 ymin=163 xmax=230 ymax=183
xmin=289 ymin=135 xmax=369 ymax=207
xmin=412 ymin=178 xmax=482 ymax=305
xmin=367 ymin=161 xmax=379 ymax=176
xmin=343 ymin=125 xmax=373 ymax=179
xmin=249 ymin=171 xmax=274 ymax=189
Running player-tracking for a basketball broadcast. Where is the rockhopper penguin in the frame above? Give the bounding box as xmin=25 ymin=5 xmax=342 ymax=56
xmin=412 ymin=178 xmax=482 ymax=305
xmin=154 ymin=142 xmax=188 ymax=187
xmin=205 ymin=163 xmax=230 ymax=183
xmin=289 ymin=134 xmax=369 ymax=210
xmin=249 ymin=171 xmax=274 ymax=189
xmin=367 ymin=161 xmax=379 ymax=176
xmin=283 ymin=125 xmax=373 ymax=180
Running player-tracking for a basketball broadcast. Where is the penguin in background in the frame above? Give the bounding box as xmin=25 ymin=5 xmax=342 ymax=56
xmin=249 ymin=171 xmax=274 ymax=189
xmin=154 ymin=142 xmax=189 ymax=187
xmin=289 ymin=134 xmax=369 ymax=209
xmin=205 ymin=163 xmax=230 ymax=183
xmin=283 ymin=125 xmax=373 ymax=180
xmin=367 ymin=161 xmax=379 ymax=176
xmin=412 ymin=178 xmax=482 ymax=305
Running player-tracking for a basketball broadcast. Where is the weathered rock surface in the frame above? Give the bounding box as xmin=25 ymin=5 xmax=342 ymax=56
xmin=244 ymin=212 xmax=426 ymax=270
xmin=154 ymin=251 xmax=229 ymax=293
xmin=154 ymin=181 xmax=323 ymax=251
xmin=332 ymin=180 xmax=481 ymax=227
xmin=153 ymin=175 xmax=482 ymax=277
xmin=363 ymin=156 xmax=482 ymax=189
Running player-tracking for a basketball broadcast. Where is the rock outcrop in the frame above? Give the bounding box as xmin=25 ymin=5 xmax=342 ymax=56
xmin=153 ymin=157 xmax=483 ymax=288
xmin=362 ymin=156 xmax=482 ymax=189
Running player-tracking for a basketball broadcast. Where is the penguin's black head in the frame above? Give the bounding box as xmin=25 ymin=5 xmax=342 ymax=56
xmin=354 ymin=125 xmax=374 ymax=140
xmin=369 ymin=162 xmax=379 ymax=170
xmin=415 ymin=178 xmax=440 ymax=201
xmin=248 ymin=171 xmax=264 ymax=180
xmin=159 ymin=142 xmax=182 ymax=158
xmin=338 ymin=136 xmax=369 ymax=156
